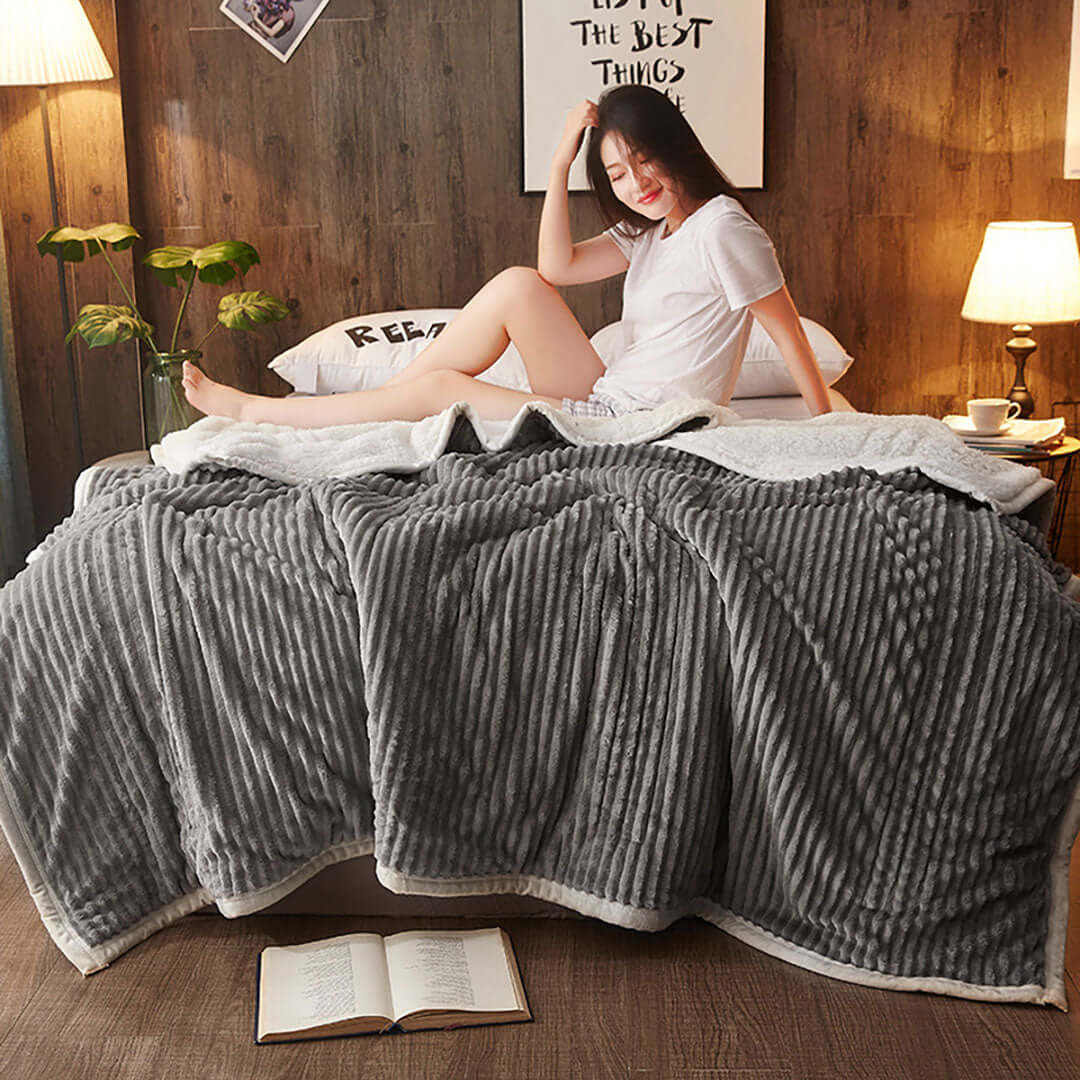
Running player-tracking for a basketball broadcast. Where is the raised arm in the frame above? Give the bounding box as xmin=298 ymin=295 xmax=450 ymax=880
xmin=538 ymin=100 xmax=629 ymax=287
xmin=747 ymin=286 xmax=833 ymax=416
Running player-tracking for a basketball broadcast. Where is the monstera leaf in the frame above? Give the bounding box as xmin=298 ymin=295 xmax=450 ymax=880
xmin=216 ymin=290 xmax=289 ymax=332
xmin=34 ymin=225 xmax=283 ymax=356
xmin=37 ymin=223 xmax=140 ymax=261
xmin=144 ymin=241 xmax=260 ymax=288
xmin=67 ymin=304 xmax=154 ymax=348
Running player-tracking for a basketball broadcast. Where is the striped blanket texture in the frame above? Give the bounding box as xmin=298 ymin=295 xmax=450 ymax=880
xmin=1 ymin=404 xmax=1078 ymax=1010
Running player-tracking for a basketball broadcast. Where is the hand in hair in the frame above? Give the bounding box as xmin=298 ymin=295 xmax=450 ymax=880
xmin=553 ymin=99 xmax=599 ymax=170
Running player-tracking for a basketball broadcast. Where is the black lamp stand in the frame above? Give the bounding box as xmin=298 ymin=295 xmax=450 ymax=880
xmin=1004 ymin=323 xmax=1036 ymax=419
xmin=39 ymin=85 xmax=85 ymax=470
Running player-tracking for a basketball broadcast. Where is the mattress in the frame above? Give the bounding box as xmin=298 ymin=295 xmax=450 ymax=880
xmin=81 ymin=398 xmax=809 ymax=924
xmin=68 ymin=389 xmax=1062 ymax=930
xmin=286 ymin=387 xmax=856 ymax=419
xmin=82 ymin=387 xmax=853 ymax=925
xmin=247 ymin=382 xmax=1044 ymax=925
xmin=726 ymin=387 xmax=854 ymax=419
xmin=4 ymin=394 xmax=1075 ymax=1013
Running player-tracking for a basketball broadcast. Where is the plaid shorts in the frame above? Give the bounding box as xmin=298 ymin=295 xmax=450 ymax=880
xmin=559 ymin=391 xmax=626 ymax=418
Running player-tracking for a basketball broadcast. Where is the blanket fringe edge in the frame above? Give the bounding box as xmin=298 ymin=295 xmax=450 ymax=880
xmin=375 ymin=865 xmax=1068 ymax=1010
xmin=0 ymin=767 xmax=1070 ymax=1012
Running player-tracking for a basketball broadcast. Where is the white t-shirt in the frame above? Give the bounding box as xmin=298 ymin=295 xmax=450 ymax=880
xmin=591 ymin=194 xmax=785 ymax=411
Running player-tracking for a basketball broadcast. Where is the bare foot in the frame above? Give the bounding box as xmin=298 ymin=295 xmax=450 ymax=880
xmin=181 ymin=360 xmax=255 ymax=421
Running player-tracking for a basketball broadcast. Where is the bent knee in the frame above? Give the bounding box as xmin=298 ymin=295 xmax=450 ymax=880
xmin=491 ymin=266 xmax=552 ymax=299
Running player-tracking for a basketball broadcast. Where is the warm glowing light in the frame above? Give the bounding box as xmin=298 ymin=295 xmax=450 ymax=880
xmin=0 ymin=0 xmax=114 ymax=86
xmin=961 ymin=221 xmax=1080 ymax=326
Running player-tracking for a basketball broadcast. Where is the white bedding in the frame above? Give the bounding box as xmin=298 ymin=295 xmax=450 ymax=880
xmin=287 ymin=387 xmax=856 ymax=419
xmin=727 ymin=387 xmax=854 ymax=419
xmin=148 ymin=395 xmax=1055 ymax=519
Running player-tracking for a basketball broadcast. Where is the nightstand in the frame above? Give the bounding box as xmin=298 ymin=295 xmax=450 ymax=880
xmin=981 ymin=436 xmax=1079 ymax=558
xmin=91 ymin=450 xmax=152 ymax=467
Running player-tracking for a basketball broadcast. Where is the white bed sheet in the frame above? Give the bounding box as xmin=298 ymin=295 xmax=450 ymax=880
xmin=287 ymin=387 xmax=856 ymax=419
xmin=726 ymin=387 xmax=855 ymax=419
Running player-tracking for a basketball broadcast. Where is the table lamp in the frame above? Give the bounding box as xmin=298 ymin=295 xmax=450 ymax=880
xmin=0 ymin=0 xmax=114 ymax=469
xmin=960 ymin=220 xmax=1080 ymax=418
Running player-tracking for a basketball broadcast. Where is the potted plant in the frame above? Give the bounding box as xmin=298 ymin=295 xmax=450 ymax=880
xmin=38 ymin=223 xmax=289 ymax=447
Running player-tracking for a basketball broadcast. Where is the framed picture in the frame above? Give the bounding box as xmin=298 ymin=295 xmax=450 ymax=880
xmin=219 ymin=0 xmax=331 ymax=64
xmin=1067 ymin=0 xmax=1080 ymax=177
xmin=520 ymin=0 xmax=766 ymax=194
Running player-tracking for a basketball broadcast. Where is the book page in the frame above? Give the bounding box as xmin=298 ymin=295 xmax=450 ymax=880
xmin=385 ymin=928 xmax=519 ymax=1020
xmin=258 ymin=933 xmax=393 ymax=1037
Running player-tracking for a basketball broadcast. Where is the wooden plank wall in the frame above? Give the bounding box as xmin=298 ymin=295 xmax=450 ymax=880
xmin=0 ymin=0 xmax=137 ymax=543
xmin=3 ymin=0 xmax=1080 ymax=569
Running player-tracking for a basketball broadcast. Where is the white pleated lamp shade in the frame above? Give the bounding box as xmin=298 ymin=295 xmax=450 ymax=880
xmin=961 ymin=221 xmax=1080 ymax=326
xmin=0 ymin=0 xmax=114 ymax=86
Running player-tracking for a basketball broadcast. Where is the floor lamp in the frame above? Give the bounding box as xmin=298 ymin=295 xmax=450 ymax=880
xmin=0 ymin=1 xmax=115 ymax=471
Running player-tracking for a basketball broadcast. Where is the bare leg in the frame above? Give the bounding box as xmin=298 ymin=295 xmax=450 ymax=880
xmin=383 ymin=267 xmax=605 ymax=399
xmin=181 ymin=361 xmax=567 ymax=428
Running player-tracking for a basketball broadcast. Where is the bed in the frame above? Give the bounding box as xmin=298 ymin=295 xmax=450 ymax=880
xmin=77 ymin=389 xmax=867 ymax=925
xmin=1 ymin=391 xmax=1078 ymax=1011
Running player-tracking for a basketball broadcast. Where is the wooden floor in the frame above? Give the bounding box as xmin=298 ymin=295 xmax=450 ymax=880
xmin=1 ymin=840 xmax=1079 ymax=1080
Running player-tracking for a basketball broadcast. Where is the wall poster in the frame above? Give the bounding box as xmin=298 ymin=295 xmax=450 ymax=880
xmin=520 ymin=1 xmax=766 ymax=194
xmin=219 ymin=0 xmax=331 ymax=64
xmin=1067 ymin=0 xmax=1080 ymax=178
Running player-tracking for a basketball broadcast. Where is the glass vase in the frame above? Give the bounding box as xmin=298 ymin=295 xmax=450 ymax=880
xmin=142 ymin=350 xmax=200 ymax=448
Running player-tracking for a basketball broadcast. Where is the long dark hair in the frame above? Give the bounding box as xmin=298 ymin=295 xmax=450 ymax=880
xmin=584 ymin=85 xmax=753 ymax=238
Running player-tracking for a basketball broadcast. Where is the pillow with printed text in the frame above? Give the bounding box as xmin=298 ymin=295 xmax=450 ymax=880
xmin=268 ymin=308 xmax=531 ymax=394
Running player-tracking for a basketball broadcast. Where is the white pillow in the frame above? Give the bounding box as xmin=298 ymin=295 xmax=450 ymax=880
xmin=268 ymin=308 xmax=531 ymax=394
xmin=588 ymin=316 xmax=854 ymax=398
xmin=738 ymin=317 xmax=854 ymax=397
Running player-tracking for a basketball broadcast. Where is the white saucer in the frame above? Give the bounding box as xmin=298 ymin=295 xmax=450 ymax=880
xmin=944 ymin=416 xmax=1013 ymax=438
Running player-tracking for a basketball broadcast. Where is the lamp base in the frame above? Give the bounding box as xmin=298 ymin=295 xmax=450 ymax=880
xmin=1006 ymin=384 xmax=1035 ymax=418
xmin=1005 ymin=324 xmax=1036 ymax=418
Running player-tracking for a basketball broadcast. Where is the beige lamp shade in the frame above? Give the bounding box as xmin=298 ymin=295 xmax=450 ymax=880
xmin=0 ymin=0 xmax=113 ymax=86
xmin=961 ymin=221 xmax=1080 ymax=325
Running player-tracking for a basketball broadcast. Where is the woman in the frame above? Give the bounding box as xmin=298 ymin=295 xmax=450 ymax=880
xmin=182 ymin=85 xmax=831 ymax=427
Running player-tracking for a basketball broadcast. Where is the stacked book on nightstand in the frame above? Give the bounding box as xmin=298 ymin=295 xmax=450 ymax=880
xmin=942 ymin=415 xmax=1067 ymax=456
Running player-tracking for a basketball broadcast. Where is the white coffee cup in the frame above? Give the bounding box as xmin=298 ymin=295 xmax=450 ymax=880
xmin=967 ymin=398 xmax=1021 ymax=433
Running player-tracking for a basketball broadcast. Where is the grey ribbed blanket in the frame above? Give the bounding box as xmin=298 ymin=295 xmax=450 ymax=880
xmin=1 ymin=413 xmax=1079 ymax=1010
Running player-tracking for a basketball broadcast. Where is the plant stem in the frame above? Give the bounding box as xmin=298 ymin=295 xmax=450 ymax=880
xmin=98 ymin=245 xmax=159 ymax=353
xmin=170 ymin=272 xmax=197 ymax=353
xmin=193 ymin=321 xmax=221 ymax=354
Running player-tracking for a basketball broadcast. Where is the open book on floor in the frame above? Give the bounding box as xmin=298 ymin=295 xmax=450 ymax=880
xmin=255 ymin=927 xmax=532 ymax=1044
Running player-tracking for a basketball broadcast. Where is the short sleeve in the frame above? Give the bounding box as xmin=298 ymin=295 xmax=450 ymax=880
xmin=701 ymin=209 xmax=785 ymax=310
xmin=605 ymin=223 xmax=637 ymax=261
